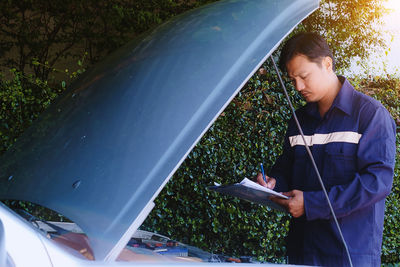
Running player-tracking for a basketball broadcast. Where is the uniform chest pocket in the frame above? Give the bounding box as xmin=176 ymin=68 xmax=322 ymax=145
xmin=292 ymin=146 xmax=308 ymax=188
xmin=323 ymin=143 xmax=358 ymax=186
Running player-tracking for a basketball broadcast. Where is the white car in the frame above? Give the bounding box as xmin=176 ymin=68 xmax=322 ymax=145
xmin=0 ymin=0 xmax=318 ymax=266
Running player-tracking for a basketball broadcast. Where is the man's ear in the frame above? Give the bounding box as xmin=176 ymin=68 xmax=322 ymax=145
xmin=322 ymin=56 xmax=333 ymax=72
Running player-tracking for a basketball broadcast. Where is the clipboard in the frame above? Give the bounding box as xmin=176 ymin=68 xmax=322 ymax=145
xmin=209 ymin=178 xmax=288 ymax=212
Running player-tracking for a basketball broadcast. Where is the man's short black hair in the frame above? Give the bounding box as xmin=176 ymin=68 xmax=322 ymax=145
xmin=279 ymin=32 xmax=336 ymax=73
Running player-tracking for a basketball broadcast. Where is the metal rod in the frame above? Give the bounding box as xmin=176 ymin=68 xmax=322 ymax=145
xmin=269 ymin=55 xmax=353 ymax=267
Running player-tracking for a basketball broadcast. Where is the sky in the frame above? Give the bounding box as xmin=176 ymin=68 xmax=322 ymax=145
xmin=347 ymin=0 xmax=400 ymax=77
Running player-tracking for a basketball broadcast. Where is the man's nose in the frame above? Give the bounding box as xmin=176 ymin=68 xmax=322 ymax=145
xmin=295 ymin=79 xmax=305 ymax=91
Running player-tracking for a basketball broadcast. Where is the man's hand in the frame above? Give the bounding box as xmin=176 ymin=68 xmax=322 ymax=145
xmin=270 ymin=190 xmax=304 ymax=218
xmin=256 ymin=172 xmax=276 ymax=189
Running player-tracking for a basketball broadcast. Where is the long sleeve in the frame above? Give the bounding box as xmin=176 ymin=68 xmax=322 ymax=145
xmin=304 ymin=106 xmax=396 ymax=220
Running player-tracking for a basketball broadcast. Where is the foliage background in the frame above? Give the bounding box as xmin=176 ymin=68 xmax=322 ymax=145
xmin=0 ymin=0 xmax=399 ymax=264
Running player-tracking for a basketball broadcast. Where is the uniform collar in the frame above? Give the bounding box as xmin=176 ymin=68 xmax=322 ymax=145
xmin=305 ymin=76 xmax=354 ymax=118
xmin=331 ymin=76 xmax=354 ymax=116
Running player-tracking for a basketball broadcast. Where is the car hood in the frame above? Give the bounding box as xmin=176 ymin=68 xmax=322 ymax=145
xmin=0 ymin=0 xmax=318 ymax=261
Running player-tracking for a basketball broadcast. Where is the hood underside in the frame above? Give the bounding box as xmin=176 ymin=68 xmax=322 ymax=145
xmin=0 ymin=0 xmax=318 ymax=261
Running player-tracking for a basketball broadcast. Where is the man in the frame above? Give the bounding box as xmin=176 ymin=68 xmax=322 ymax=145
xmin=256 ymin=32 xmax=396 ymax=266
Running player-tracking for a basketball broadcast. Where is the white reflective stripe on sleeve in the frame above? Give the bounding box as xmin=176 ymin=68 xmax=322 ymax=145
xmin=289 ymin=131 xmax=362 ymax=147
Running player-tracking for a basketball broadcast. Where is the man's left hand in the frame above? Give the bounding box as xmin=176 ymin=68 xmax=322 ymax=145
xmin=270 ymin=190 xmax=304 ymax=218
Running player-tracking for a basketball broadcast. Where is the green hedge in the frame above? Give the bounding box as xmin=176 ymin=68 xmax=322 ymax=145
xmin=141 ymin=71 xmax=400 ymax=264
xmin=1 ymin=59 xmax=399 ymax=264
xmin=140 ymin=61 xmax=301 ymax=262
xmin=0 ymin=69 xmax=62 ymax=154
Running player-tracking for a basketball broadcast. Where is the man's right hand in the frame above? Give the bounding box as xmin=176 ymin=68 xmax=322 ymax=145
xmin=256 ymin=172 xmax=276 ymax=189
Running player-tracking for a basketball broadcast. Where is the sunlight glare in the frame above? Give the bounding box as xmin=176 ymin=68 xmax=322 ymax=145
xmin=386 ymin=0 xmax=400 ymax=12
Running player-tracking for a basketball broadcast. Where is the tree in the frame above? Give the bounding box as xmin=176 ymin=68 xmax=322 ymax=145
xmin=300 ymin=0 xmax=389 ymax=71
xmin=0 ymin=0 xmax=215 ymax=81
xmin=0 ymin=0 xmax=388 ymax=80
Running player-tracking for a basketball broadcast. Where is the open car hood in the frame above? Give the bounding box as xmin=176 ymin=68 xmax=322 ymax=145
xmin=0 ymin=0 xmax=318 ymax=261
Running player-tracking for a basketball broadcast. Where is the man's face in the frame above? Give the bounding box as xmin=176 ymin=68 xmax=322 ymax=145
xmin=286 ymin=54 xmax=332 ymax=103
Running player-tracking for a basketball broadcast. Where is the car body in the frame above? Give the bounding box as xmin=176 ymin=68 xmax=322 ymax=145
xmin=0 ymin=0 xmax=318 ymax=265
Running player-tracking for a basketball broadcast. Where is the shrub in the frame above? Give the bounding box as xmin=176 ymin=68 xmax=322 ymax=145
xmin=141 ymin=62 xmax=304 ymax=262
xmin=1 ymin=57 xmax=398 ymax=265
xmin=0 ymin=69 xmax=62 ymax=154
xmin=141 ymin=72 xmax=400 ymax=263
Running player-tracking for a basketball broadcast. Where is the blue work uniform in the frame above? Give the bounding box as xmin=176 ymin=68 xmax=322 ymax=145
xmin=270 ymin=76 xmax=396 ymax=266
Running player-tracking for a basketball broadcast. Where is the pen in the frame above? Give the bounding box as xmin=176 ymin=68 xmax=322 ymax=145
xmin=260 ymin=163 xmax=267 ymax=183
